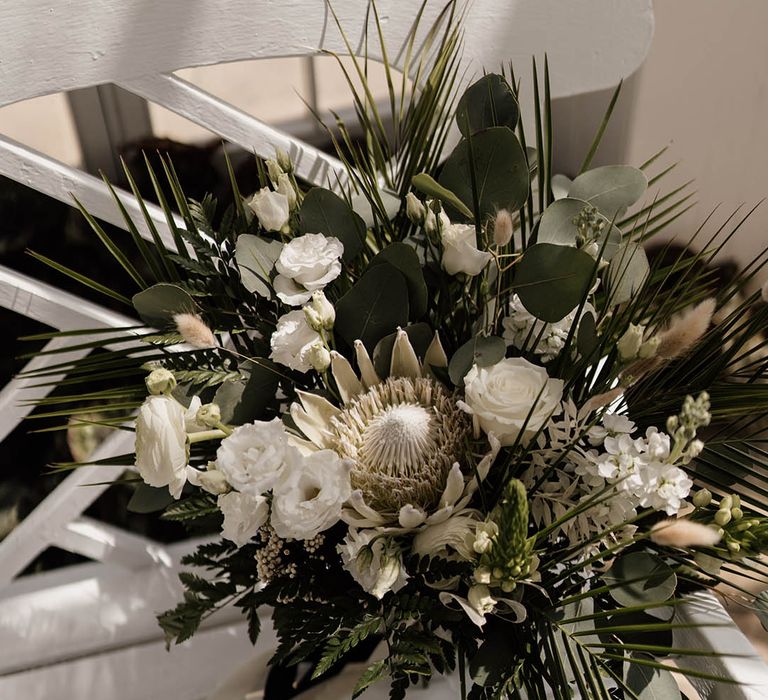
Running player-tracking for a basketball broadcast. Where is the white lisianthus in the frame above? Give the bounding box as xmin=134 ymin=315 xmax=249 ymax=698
xmin=441 ymin=223 xmax=492 ymax=276
xmin=271 ymin=449 xmax=352 ymax=540
xmin=461 ymin=358 xmax=564 ymax=446
xmin=273 ymin=233 xmax=344 ymax=306
xmin=218 ymin=491 xmax=269 ymax=547
xmin=270 ymin=310 xmax=323 ymax=372
xmin=215 ymin=418 xmax=295 ymax=496
xmin=135 ymin=395 xmax=200 ymax=498
xmin=248 ymin=188 xmax=291 ymax=232
xmin=338 ymin=529 xmax=408 ymax=599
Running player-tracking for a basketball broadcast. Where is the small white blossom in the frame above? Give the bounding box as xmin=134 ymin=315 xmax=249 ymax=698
xmin=248 ymin=188 xmax=290 ymax=232
xmin=218 ymin=491 xmax=269 ymax=547
xmin=441 ymin=223 xmax=492 ymax=276
xmin=338 ymin=529 xmax=408 ymax=599
xmin=270 ymin=310 xmax=323 ymax=372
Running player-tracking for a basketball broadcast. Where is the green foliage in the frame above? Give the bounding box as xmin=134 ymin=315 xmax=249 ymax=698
xmin=368 ymin=243 xmax=428 ymax=320
xmin=132 ymin=283 xmax=197 ymax=327
xmin=312 ymin=615 xmax=384 ymax=679
xmin=448 ymin=335 xmax=506 ymax=385
xmin=161 ymin=495 xmax=219 ymax=522
xmin=127 ymin=483 xmax=174 ymax=514
xmin=456 ymin=73 xmax=519 ymax=137
xmin=603 ymin=552 xmax=677 ymax=607
xmin=299 ymin=187 xmax=367 ymax=262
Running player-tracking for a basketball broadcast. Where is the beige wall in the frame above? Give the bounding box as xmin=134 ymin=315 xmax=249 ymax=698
xmin=626 ymin=0 xmax=768 ymax=275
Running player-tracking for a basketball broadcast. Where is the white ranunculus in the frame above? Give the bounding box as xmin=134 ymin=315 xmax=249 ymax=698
xmin=461 ymin=358 xmax=564 ymax=446
xmin=275 ymin=233 xmax=343 ymax=291
xmin=270 ymin=310 xmax=323 ymax=372
xmin=215 ymin=418 xmax=295 ymax=496
xmin=441 ymin=223 xmax=492 ymax=276
xmin=338 ymin=529 xmax=408 ymax=599
xmin=135 ymin=395 xmax=190 ymax=498
xmin=218 ymin=491 xmax=269 ymax=547
xmin=247 ymin=188 xmax=290 ymax=232
xmin=271 ymin=449 xmax=352 ymax=540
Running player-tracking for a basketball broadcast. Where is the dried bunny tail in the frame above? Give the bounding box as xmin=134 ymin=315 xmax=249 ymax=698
xmin=580 ymin=387 xmax=624 ymax=416
xmin=656 ymin=298 xmax=716 ymax=360
xmin=493 ymin=209 xmax=514 ymax=247
xmin=174 ymin=313 xmax=216 ymax=349
xmin=650 ymin=518 xmax=721 ymax=548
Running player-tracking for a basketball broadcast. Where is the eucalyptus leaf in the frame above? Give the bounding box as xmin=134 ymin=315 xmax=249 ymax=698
xmin=411 ymin=172 xmax=474 ymax=220
xmin=235 ymin=234 xmax=282 ymax=297
xmin=596 ymin=610 xmax=673 ymax=649
xmin=537 ymin=198 xmax=622 ymax=260
xmin=299 ymin=187 xmax=366 ymax=262
xmin=213 ymin=361 xmax=279 ymax=425
xmin=369 ymin=243 xmax=428 ymax=319
xmin=568 ymin=165 xmax=647 ymax=220
xmin=372 ymin=323 xmax=433 ymax=378
xmin=127 ymin=483 xmax=174 ymax=513
xmin=456 ymin=73 xmax=519 ymax=136
xmin=448 ymin=335 xmax=506 ymax=385
xmin=603 ymin=552 xmax=677 ymax=607
xmin=625 ymin=657 xmax=681 ymax=700
xmin=351 ymin=190 xmax=401 ymax=228
xmin=607 ymin=242 xmax=650 ymax=305
xmin=438 ymin=127 xmax=529 ymax=221
xmin=335 ymin=264 xmax=409 ymax=350
xmin=577 ymin=311 xmax=598 ymax=358
xmin=513 ymin=243 xmax=595 ymax=323
xmin=132 ymin=283 xmax=196 ymax=327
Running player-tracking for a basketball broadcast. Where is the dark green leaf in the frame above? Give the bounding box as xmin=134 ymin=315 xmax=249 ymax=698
xmin=214 ymin=361 xmax=279 ymax=425
xmin=352 ymin=659 xmax=388 ymax=699
xmin=577 ymin=312 xmax=598 ymax=358
xmin=456 ymin=73 xmax=519 ymax=136
xmin=514 ymin=243 xmax=595 ymax=323
xmin=299 ymin=187 xmax=366 ymax=262
xmin=448 ymin=335 xmax=506 ymax=385
xmin=469 ymin=618 xmax=515 ymax=687
xmin=369 ymin=243 xmax=428 ymax=319
xmin=603 ymin=552 xmax=677 ymax=607
xmin=335 ymin=264 xmax=409 ymax=350
xmin=132 ymin=283 xmax=196 ymax=327
xmin=127 ymin=483 xmax=174 ymax=513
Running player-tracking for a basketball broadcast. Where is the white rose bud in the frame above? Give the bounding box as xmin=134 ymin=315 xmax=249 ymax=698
xmin=638 ymin=335 xmax=660 ymax=359
xmin=493 ymin=209 xmax=514 ymax=247
xmin=277 ymin=173 xmax=297 ymax=211
xmin=196 ymin=402 xmax=222 ymax=429
xmin=145 ymin=368 xmax=176 ymax=395
xmin=617 ymin=323 xmax=644 ymax=361
xmin=275 ymin=147 xmax=292 ymax=173
xmin=307 ymin=342 xmax=331 ymax=372
xmin=265 ymin=158 xmax=284 ymax=185
xmin=424 ymin=205 xmax=450 ymax=235
xmin=197 ymin=468 xmax=230 ymax=495
xmin=304 ymin=291 xmax=335 ymax=331
xmin=247 ymin=188 xmax=290 ymax=233
xmin=406 ymin=192 xmax=426 ymax=223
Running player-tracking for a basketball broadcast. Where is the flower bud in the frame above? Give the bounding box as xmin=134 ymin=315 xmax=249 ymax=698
xmin=500 ymin=579 xmax=516 ymax=593
xmin=304 ymin=291 xmax=335 ymax=331
xmin=275 ymin=148 xmax=292 ymax=173
xmin=731 ymin=507 xmax=744 ymax=521
xmin=468 ymin=584 xmax=496 ymax=616
xmin=247 ymin=188 xmax=290 ymax=233
xmin=617 ymin=323 xmax=644 ymax=361
xmin=405 ymin=192 xmax=426 ymax=223
xmin=197 ymin=468 xmax=230 ymax=495
xmin=307 ymin=342 xmax=331 ymax=372
xmin=715 ymin=508 xmax=732 ymax=526
xmin=493 ymin=209 xmax=514 ymax=247
xmin=371 ymin=554 xmax=402 ymax=599
xmin=688 ymin=439 xmax=705 ymax=459
xmin=276 ymin=173 xmax=297 ymax=210
xmin=474 ymin=566 xmax=492 ymax=584
xmin=145 ymin=368 xmax=176 ymax=395
xmin=719 ymin=495 xmax=733 ymax=511
xmin=196 ymin=403 xmax=222 ymax=428
xmin=692 ymin=489 xmax=712 ymax=508
xmin=265 ymin=158 xmax=283 ymax=185
xmin=638 ymin=335 xmax=660 ymax=359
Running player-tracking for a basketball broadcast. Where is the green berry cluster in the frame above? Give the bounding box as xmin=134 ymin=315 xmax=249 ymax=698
xmin=691 ymin=489 xmax=768 ymax=557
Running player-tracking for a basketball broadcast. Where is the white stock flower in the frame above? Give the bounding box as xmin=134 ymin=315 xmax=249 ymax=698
xmin=461 ymin=358 xmax=564 ymax=446
xmin=215 ymin=418 xmax=295 ymax=496
xmin=248 ymin=188 xmax=290 ymax=232
xmin=218 ymin=491 xmax=269 ymax=547
xmin=271 ymin=449 xmax=352 ymax=540
xmin=135 ymin=395 xmax=203 ymax=499
xmin=338 ymin=529 xmax=407 ymax=599
xmin=441 ymin=223 xmax=492 ymax=276
xmin=273 ymin=233 xmax=344 ymax=306
xmin=270 ymin=310 xmax=323 ymax=372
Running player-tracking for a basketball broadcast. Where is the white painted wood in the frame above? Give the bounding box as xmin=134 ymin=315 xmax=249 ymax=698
xmin=674 ymin=590 xmax=768 ymax=699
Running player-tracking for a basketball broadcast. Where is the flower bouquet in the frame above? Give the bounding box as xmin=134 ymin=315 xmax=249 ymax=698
xmin=26 ymin=6 xmax=768 ymax=699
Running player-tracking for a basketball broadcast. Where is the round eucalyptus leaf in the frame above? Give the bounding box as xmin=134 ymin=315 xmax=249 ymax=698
xmin=537 ymin=198 xmax=622 ymax=260
xmin=577 ymin=311 xmax=598 ymax=358
xmin=448 ymin=335 xmax=506 ymax=386
xmin=127 ymin=483 xmax=174 ymax=514
xmin=351 ymin=189 xmax=401 ymax=228
xmin=214 ymin=361 xmax=279 ymax=425
xmin=438 ymin=127 xmax=529 ymax=221
xmin=596 ymin=610 xmax=673 ymax=649
xmin=456 ymin=73 xmax=519 ymax=136
xmin=299 ymin=187 xmax=366 ymax=262
xmin=568 ymin=165 xmax=648 ymax=220
xmin=235 ymin=234 xmax=282 ymax=297
xmin=607 ymin=243 xmax=650 ymax=305
xmin=603 ymin=552 xmax=677 ymax=607
xmin=372 ymin=323 xmax=433 ymax=378
xmin=369 ymin=243 xmax=428 ymax=319
xmin=625 ymin=656 xmax=681 ymax=700
xmin=132 ymin=283 xmax=196 ymax=327
xmin=335 ymin=264 xmax=409 ymax=351
xmin=513 ymin=243 xmax=595 ymax=323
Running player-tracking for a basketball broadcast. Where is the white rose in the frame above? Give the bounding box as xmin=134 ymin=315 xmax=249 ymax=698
xmin=218 ymin=491 xmax=269 ymax=547
xmin=247 ymin=188 xmax=290 ymax=232
xmin=135 ymin=395 xmax=190 ymax=498
xmin=270 ymin=310 xmax=323 ymax=372
xmin=338 ymin=529 xmax=407 ymax=599
xmin=461 ymin=358 xmax=564 ymax=446
xmin=441 ymin=223 xmax=492 ymax=276
xmin=273 ymin=233 xmax=343 ymax=306
xmin=271 ymin=449 xmax=352 ymax=540
xmin=215 ymin=418 xmax=294 ymax=495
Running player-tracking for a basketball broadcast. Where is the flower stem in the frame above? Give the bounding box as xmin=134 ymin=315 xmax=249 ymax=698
xmin=188 ymin=429 xmax=227 ymax=444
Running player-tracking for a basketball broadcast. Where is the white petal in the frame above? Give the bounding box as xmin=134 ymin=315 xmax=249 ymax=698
xmin=439 ymin=592 xmax=487 ymax=628
xmin=440 ymin=463 xmax=465 ymax=508
xmin=274 ymin=275 xmax=312 ymax=306
xmin=398 ymin=504 xmax=427 ymax=529
xmin=354 ymin=339 xmax=381 ymax=388
xmin=390 ymin=328 xmax=421 ymax=378
xmin=423 ymin=332 xmax=448 ymax=374
xmin=463 ymin=433 xmax=502 ymax=500
xmin=290 ymin=390 xmax=340 ymax=448
xmin=331 ymin=351 xmax=364 ymax=404
xmin=343 ymin=490 xmax=387 ymax=526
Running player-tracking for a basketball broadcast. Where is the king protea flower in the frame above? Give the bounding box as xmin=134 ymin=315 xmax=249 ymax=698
xmin=289 ymin=329 xmax=499 ymax=530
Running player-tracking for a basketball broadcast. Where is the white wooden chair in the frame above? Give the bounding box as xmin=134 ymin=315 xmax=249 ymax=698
xmin=5 ymin=2 xmax=756 ymax=699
